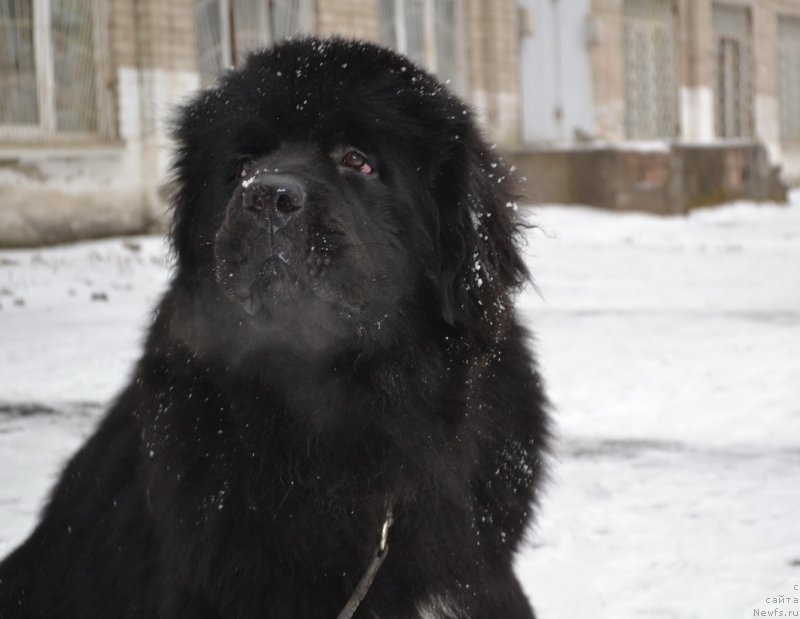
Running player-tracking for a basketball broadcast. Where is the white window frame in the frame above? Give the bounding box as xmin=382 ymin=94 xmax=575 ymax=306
xmin=0 ymin=0 xmax=114 ymax=143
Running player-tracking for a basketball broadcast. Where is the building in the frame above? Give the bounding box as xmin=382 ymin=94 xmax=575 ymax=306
xmin=1 ymin=0 xmax=797 ymax=245
xmin=515 ymin=0 xmax=798 ymax=211
xmin=0 ymin=0 xmax=521 ymax=246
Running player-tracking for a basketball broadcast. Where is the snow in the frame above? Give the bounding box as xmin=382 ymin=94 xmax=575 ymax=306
xmin=1 ymin=194 xmax=799 ymax=617
xmin=515 ymin=195 xmax=800 ymax=617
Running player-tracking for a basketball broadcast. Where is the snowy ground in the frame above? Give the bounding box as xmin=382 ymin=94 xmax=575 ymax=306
xmin=1 ymin=195 xmax=799 ymax=618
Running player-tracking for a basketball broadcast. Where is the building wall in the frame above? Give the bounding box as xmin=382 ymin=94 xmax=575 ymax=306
xmin=587 ymin=0 xmax=626 ymax=141
xmin=465 ymin=0 xmax=521 ymax=143
xmin=0 ymin=0 xmax=201 ymax=246
xmin=678 ymin=0 xmax=713 ymax=141
xmin=315 ymin=0 xmax=522 ymax=143
xmin=755 ymin=0 xmax=795 ymax=169
xmin=0 ymin=0 xmax=523 ymax=246
xmin=681 ymin=0 xmax=800 ymax=179
xmin=112 ymin=0 xmax=201 ymax=225
xmin=581 ymin=0 xmax=800 ymax=180
xmin=316 ymin=0 xmax=381 ymax=40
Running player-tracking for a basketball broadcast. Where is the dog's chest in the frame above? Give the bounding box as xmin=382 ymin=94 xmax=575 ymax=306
xmin=370 ymin=595 xmax=465 ymax=619
xmin=416 ymin=596 xmax=465 ymax=619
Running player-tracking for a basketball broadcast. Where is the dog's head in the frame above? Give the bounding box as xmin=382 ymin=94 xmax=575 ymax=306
xmin=170 ymin=38 xmax=527 ymax=357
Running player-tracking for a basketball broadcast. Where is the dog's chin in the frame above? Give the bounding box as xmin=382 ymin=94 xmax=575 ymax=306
xmin=215 ymin=259 xmax=364 ymax=353
xmin=235 ymin=265 xmax=305 ymax=317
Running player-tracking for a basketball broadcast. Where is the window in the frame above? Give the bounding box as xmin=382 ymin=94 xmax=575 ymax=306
xmin=712 ymin=3 xmax=753 ymax=139
xmin=193 ymin=0 xmax=315 ymax=87
xmin=622 ymin=0 xmax=678 ymax=139
xmin=0 ymin=0 xmax=111 ymax=141
xmin=778 ymin=15 xmax=800 ymax=145
xmin=378 ymin=0 xmax=464 ymax=91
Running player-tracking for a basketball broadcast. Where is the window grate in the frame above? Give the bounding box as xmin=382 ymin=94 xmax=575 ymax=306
xmin=0 ymin=0 xmax=38 ymax=126
xmin=778 ymin=15 xmax=800 ymax=145
xmin=52 ymin=0 xmax=98 ymax=132
xmin=622 ymin=0 xmax=678 ymax=140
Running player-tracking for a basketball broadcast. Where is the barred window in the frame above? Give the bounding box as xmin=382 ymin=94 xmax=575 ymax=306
xmin=778 ymin=15 xmax=800 ymax=145
xmin=193 ymin=0 xmax=315 ymax=87
xmin=378 ymin=0 xmax=464 ymax=91
xmin=622 ymin=0 xmax=678 ymax=140
xmin=0 ymin=0 xmax=111 ymax=141
xmin=712 ymin=3 xmax=753 ymax=139
xmin=0 ymin=1 xmax=36 ymax=126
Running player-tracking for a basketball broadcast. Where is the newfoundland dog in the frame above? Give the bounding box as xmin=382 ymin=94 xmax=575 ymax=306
xmin=0 ymin=38 xmax=549 ymax=618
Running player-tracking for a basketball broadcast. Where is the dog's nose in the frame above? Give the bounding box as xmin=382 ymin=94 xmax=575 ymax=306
xmin=242 ymin=174 xmax=306 ymax=223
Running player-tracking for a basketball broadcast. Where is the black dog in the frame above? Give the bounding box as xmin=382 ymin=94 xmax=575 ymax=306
xmin=0 ymin=38 xmax=549 ymax=618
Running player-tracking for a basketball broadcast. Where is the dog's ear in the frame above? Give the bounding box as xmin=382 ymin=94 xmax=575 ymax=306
xmin=432 ymin=124 xmax=529 ymax=337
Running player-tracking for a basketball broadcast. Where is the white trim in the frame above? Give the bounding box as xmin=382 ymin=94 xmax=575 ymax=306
xmin=34 ymin=0 xmax=55 ymax=133
xmin=395 ymin=0 xmax=407 ymax=53
xmin=679 ymin=86 xmax=714 ymax=142
xmin=424 ymin=0 xmax=436 ymax=71
xmin=219 ymin=0 xmax=233 ymax=70
xmin=452 ymin=0 xmax=468 ymax=93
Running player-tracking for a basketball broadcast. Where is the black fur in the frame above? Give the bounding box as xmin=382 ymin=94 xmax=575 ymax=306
xmin=0 ymin=38 xmax=549 ymax=619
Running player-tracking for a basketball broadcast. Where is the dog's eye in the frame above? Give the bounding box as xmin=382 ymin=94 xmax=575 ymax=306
xmin=238 ymin=157 xmax=254 ymax=179
xmin=341 ymin=150 xmax=372 ymax=174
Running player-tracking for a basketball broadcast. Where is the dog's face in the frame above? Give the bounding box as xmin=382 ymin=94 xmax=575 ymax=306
xmin=212 ymin=137 xmax=428 ymax=350
xmin=171 ymin=38 xmax=527 ymax=357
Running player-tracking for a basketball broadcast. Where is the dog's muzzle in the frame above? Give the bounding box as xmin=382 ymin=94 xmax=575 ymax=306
xmin=242 ymin=173 xmax=307 ymax=232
